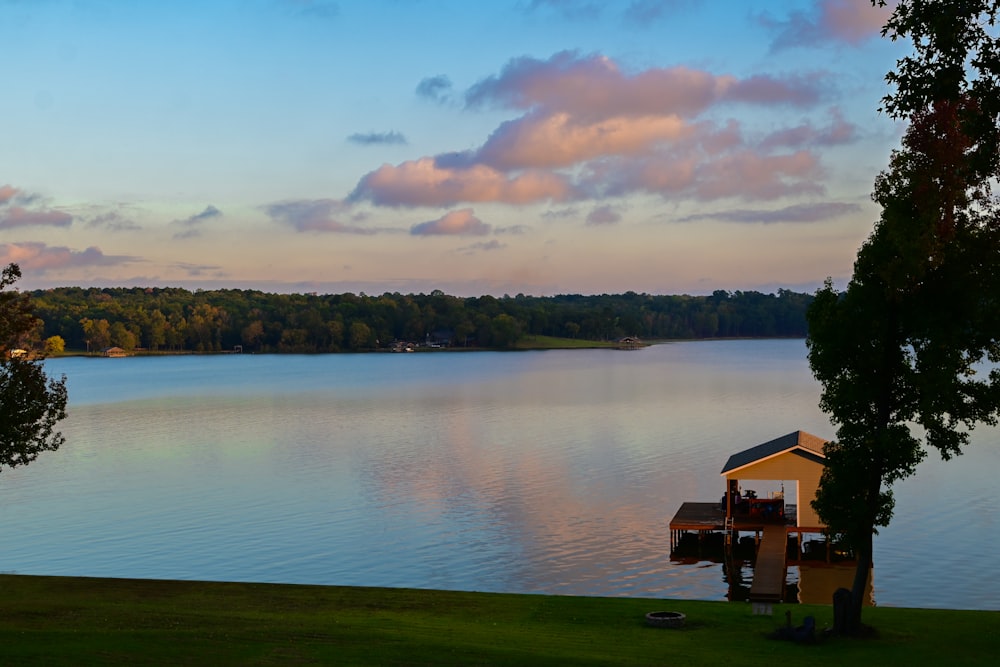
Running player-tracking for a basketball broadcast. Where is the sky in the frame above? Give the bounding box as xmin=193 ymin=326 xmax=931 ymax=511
xmin=1 ymin=0 xmax=907 ymax=297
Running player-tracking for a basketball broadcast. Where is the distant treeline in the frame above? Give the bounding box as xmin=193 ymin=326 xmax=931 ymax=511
xmin=28 ymin=287 xmax=813 ymax=353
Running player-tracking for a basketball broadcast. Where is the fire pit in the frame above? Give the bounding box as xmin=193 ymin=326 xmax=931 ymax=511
xmin=645 ymin=611 xmax=686 ymax=628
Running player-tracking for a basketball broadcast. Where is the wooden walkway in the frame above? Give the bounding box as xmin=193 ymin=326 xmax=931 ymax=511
xmin=668 ymin=503 xmax=789 ymax=607
xmin=749 ymin=524 xmax=787 ymax=602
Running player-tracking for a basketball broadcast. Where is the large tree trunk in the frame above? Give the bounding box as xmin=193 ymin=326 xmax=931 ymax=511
xmin=848 ymin=531 xmax=873 ymax=634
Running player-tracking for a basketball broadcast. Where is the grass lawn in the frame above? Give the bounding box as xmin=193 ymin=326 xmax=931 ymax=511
xmin=0 ymin=575 xmax=996 ymax=666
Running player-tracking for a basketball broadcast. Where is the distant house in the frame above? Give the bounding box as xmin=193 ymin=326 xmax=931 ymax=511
xmin=102 ymin=346 xmax=128 ymax=358
xmin=8 ymin=348 xmax=28 ymax=359
xmin=425 ymin=329 xmax=454 ymax=348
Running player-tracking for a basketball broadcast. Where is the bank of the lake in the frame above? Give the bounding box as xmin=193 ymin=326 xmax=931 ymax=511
xmin=0 ymin=575 xmax=995 ymax=666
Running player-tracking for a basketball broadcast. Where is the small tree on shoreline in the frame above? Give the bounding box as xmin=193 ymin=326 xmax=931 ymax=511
xmin=0 ymin=264 xmax=68 ymax=476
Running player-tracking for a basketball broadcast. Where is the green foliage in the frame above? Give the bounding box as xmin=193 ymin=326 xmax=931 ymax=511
xmin=0 ymin=264 xmax=36 ymax=349
xmin=29 ymin=287 xmax=813 ymax=353
xmin=43 ymin=335 xmax=65 ymax=356
xmin=808 ymin=2 xmax=1000 ymax=631
xmin=0 ymin=264 xmax=68 ymax=475
xmin=879 ymin=0 xmax=1000 ymax=180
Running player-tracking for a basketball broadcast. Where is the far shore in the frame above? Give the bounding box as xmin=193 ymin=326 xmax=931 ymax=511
xmin=52 ymin=334 xmax=810 ymax=358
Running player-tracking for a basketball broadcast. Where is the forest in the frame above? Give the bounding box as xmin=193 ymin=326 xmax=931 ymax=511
xmin=26 ymin=286 xmax=813 ymax=353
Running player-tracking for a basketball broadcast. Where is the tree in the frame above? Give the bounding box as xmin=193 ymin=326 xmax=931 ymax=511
xmin=0 ymin=264 xmax=68 ymax=475
xmin=807 ymin=2 xmax=1000 ymax=632
xmin=80 ymin=317 xmax=111 ymax=352
xmin=44 ymin=335 xmax=65 ymax=356
xmin=348 ymin=321 xmax=374 ymax=350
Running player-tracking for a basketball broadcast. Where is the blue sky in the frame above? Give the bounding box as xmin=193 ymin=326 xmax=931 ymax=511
xmin=1 ymin=0 xmax=905 ymax=296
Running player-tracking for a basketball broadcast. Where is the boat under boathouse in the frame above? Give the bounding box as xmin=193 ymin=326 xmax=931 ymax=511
xmin=669 ymin=430 xmax=833 ymax=608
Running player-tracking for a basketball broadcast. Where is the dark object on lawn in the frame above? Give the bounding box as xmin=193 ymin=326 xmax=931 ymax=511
xmin=769 ymin=614 xmax=816 ymax=643
xmin=645 ymin=611 xmax=686 ymax=628
xmin=833 ymin=587 xmax=855 ymax=635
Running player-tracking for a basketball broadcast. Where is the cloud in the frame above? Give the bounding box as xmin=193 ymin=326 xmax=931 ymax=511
xmin=0 ymin=242 xmax=139 ymax=272
xmin=0 ymin=184 xmax=19 ymax=205
xmin=476 ymin=110 xmax=693 ymax=170
xmin=495 ymin=224 xmax=530 ymax=235
xmin=171 ymin=205 xmax=222 ymax=239
xmin=465 ymin=51 xmax=823 ymax=118
xmin=351 ymin=158 xmax=573 ymax=207
xmin=542 ymin=206 xmax=580 ymax=220
xmin=86 ymin=209 xmax=141 ymax=231
xmin=173 ymin=205 xmax=221 ymax=227
xmin=263 ymin=198 xmax=377 ymax=233
xmin=765 ymin=0 xmax=894 ymax=50
xmin=676 ymin=201 xmax=863 ymax=224
xmin=172 ymin=261 xmax=225 ymax=277
xmin=582 ymin=149 xmax=824 ymax=201
xmin=458 ymin=239 xmax=505 ymax=254
xmin=759 ymin=108 xmax=858 ymax=149
xmin=189 ymin=205 xmax=222 ymax=223
xmin=416 ymin=75 xmax=453 ymax=103
xmin=527 ymin=0 xmax=695 ymax=24
xmin=623 ymin=0 xmax=697 ymax=25
xmin=586 ymin=204 xmax=622 ymax=225
xmin=348 ymin=131 xmax=408 ymax=146
xmin=352 ymin=51 xmax=836 ymax=210
xmin=0 ymin=184 xmax=72 ymax=228
xmin=411 ymin=208 xmax=492 ymax=236
xmin=0 ymin=206 xmax=73 ymax=228
xmin=523 ymin=0 xmax=604 ymax=21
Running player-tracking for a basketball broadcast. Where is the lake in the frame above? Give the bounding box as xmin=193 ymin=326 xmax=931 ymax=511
xmin=1 ymin=340 xmax=996 ymax=610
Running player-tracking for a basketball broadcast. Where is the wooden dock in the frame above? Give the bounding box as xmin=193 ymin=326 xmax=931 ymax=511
xmin=668 ymin=502 xmax=726 ymax=531
xmin=669 ymin=501 xmax=790 ymax=611
xmin=749 ymin=524 xmax=786 ymax=602
xmin=667 ymin=502 xmax=799 ymax=548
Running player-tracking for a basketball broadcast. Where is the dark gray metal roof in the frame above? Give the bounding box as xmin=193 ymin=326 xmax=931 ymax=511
xmin=720 ymin=430 xmax=827 ymax=475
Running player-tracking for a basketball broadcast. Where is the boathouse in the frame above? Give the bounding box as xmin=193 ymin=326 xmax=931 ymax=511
xmin=721 ymin=430 xmax=827 ymax=531
xmin=669 ymin=430 xmax=832 ymax=611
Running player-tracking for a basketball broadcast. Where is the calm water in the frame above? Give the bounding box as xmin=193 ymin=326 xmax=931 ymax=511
xmin=1 ymin=340 xmax=996 ymax=610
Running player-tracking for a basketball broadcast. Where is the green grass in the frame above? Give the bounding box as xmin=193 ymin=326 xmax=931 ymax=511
xmin=0 ymin=575 xmax=997 ymax=666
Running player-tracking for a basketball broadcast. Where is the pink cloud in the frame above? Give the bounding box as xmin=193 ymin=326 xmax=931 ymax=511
xmin=590 ymin=150 xmax=823 ymax=201
xmin=586 ymin=205 xmax=622 ymax=226
xmin=759 ymin=109 xmax=858 ymax=149
xmin=349 ymin=51 xmax=837 ymax=210
xmin=477 ymin=110 xmax=692 ymax=170
xmin=0 ymin=206 xmax=73 ymax=228
xmin=767 ymin=0 xmax=895 ymax=49
xmin=822 ymin=0 xmax=894 ymax=43
xmin=263 ymin=198 xmax=377 ymax=233
xmin=0 ymin=242 xmax=139 ymax=272
xmin=351 ymin=158 xmax=573 ymax=207
xmin=466 ymin=51 xmax=822 ymax=119
xmin=724 ymin=73 xmax=827 ymax=106
xmin=693 ymin=151 xmax=825 ymax=200
xmin=411 ymin=208 xmax=492 ymax=236
xmin=0 ymin=184 xmax=20 ymax=204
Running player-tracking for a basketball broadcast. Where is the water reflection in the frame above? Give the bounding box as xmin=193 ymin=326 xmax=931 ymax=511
xmin=0 ymin=341 xmax=993 ymax=610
